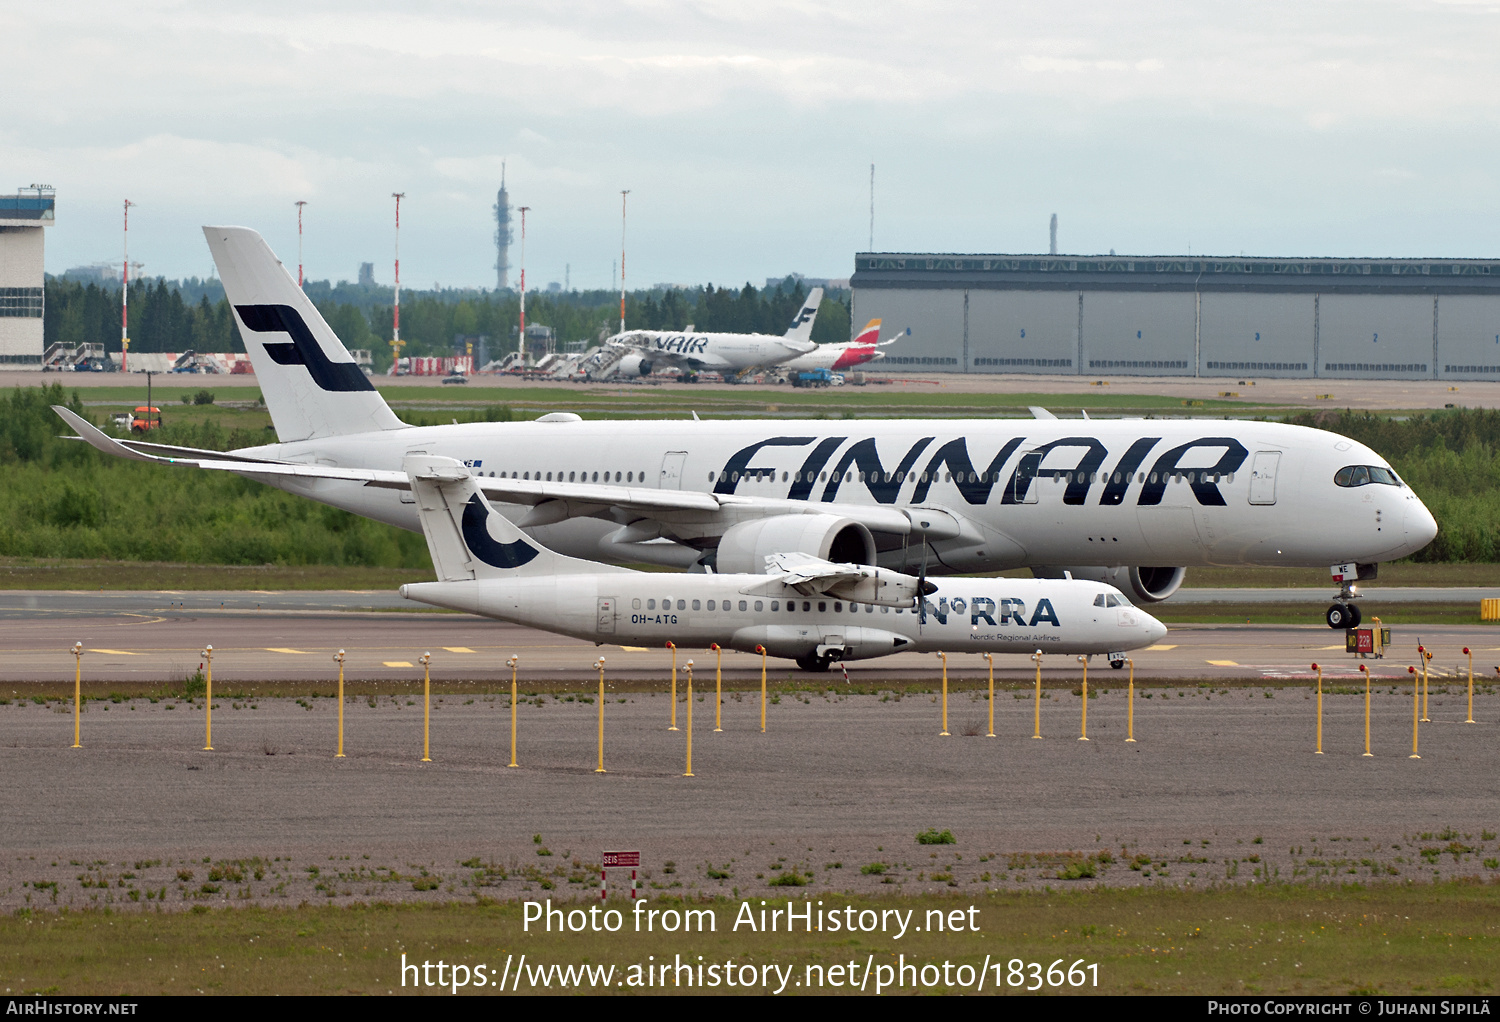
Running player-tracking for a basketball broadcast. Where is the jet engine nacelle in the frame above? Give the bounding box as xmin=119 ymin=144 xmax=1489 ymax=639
xmin=715 ymin=513 xmax=876 ymax=574
xmin=616 ymin=354 xmax=653 ymax=377
xmin=1031 ymin=565 xmax=1187 ymax=604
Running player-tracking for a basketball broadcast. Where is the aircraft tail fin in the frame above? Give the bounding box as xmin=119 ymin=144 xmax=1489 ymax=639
xmin=851 ymin=318 xmax=882 ymax=345
xmin=203 ymin=226 xmax=405 ymax=442
xmin=782 ymin=287 xmax=824 ymax=343
xmin=405 ymin=455 xmax=599 ymax=581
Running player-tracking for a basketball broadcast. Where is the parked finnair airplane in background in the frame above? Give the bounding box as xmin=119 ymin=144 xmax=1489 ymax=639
xmin=599 ymin=288 xmax=823 ymax=378
xmin=775 ymin=318 xmax=906 ymax=373
xmin=399 ymin=455 xmax=1168 ymax=670
xmin=56 ymin=227 xmax=1439 ymax=631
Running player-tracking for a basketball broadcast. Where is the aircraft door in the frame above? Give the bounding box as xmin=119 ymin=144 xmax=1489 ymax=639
xmin=400 ymin=450 xmax=427 ymax=502
xmin=659 ymin=451 xmax=687 ymax=489
xmin=1248 ymin=451 xmax=1281 ymax=505
xmin=1012 ymin=449 xmax=1040 ymax=504
xmin=596 ymin=597 xmax=616 ymax=635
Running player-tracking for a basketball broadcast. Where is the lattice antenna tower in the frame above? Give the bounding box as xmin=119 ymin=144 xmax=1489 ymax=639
xmin=494 ymin=161 xmax=513 ymax=290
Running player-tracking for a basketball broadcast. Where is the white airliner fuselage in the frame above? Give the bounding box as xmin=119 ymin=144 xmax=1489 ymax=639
xmin=238 ymin=415 xmax=1434 ymax=576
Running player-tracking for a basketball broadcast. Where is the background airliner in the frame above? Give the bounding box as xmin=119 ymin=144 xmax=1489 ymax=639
xmin=774 ymin=318 xmax=906 ymax=373
xmin=592 ymin=288 xmax=822 ymax=379
xmin=56 ymin=227 xmax=1439 ymax=631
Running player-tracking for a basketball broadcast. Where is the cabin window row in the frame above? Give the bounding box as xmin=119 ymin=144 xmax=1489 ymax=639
xmin=704 ymin=469 xmax=1235 ymax=486
xmin=629 ymin=598 xmax=915 ymax=615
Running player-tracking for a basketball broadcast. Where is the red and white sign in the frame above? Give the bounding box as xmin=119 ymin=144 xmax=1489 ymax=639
xmin=602 ymin=850 xmax=640 ymax=868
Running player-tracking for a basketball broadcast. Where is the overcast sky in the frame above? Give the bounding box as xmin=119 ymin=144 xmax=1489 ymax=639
xmin=7 ymin=0 xmax=1500 ymax=289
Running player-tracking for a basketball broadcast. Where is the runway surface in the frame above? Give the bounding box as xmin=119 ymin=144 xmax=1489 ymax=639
xmin=0 ymin=590 xmax=1493 ymax=686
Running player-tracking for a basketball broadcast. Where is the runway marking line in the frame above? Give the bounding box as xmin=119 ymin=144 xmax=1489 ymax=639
xmin=1146 ymin=644 xmax=1178 ymax=650
xmin=383 ymin=661 xmax=414 ymax=668
xmin=442 ymin=647 xmax=475 ymax=653
xmin=89 ymin=649 xmax=139 ymax=655
xmin=1316 ymin=645 xmax=1348 ymax=650
xmin=617 ymin=646 xmax=648 ymax=652
xmin=1206 ymin=660 xmax=1240 ymax=666
xmin=265 ymin=648 xmax=313 ymax=654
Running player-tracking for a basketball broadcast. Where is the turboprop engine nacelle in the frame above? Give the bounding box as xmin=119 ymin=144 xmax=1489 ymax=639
xmin=1032 ymin=565 xmax=1187 ymax=604
xmin=715 ymin=513 xmax=876 ymax=574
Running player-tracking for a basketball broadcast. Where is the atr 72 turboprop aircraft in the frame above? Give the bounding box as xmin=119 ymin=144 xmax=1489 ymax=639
xmin=598 ymin=288 xmax=823 ymax=378
xmin=56 ymin=227 xmax=1439 ymax=631
xmin=399 ymin=455 xmax=1168 ymax=670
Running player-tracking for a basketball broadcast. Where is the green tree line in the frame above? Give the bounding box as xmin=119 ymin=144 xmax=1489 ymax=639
xmin=1 ymin=386 xmax=1494 ymax=568
xmin=43 ymin=277 xmax=854 ymax=371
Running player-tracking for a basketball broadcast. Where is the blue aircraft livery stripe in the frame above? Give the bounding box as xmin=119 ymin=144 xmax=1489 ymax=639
xmin=235 ymin=304 xmax=376 ymax=393
xmin=461 ymin=494 xmax=539 ymax=569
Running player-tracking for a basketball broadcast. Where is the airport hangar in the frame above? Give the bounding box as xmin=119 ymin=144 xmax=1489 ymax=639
xmin=850 ymin=253 xmax=1500 ymax=380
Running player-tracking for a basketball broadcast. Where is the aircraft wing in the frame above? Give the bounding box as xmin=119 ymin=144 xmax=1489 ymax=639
xmin=55 ymin=404 xmax=954 ymax=539
xmin=743 ymin=552 xmax=933 ymax=606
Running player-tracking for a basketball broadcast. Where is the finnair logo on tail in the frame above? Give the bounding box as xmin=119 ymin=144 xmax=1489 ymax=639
xmin=788 ymin=306 xmax=817 ymax=328
xmin=235 ymin=304 xmax=375 ymax=393
xmin=460 ymin=494 xmax=538 ymax=569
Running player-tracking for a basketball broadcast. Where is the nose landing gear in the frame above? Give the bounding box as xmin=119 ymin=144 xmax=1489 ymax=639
xmin=1325 ymin=601 xmax=1362 ymax=629
xmin=1326 ymin=562 xmax=1373 ymax=629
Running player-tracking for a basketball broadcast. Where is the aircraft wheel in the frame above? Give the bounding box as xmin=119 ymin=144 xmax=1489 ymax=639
xmin=1345 ymin=602 xmax=1362 ymax=629
xmin=795 ymin=654 xmax=832 ymax=673
xmin=1326 ymin=603 xmax=1354 ymax=629
xmin=1110 ymin=659 xmax=1125 ymax=670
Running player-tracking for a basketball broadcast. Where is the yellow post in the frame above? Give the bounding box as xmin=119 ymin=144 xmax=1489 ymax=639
xmin=938 ymin=652 xmax=949 ymax=735
xmin=594 ymin=657 xmax=606 ymax=773
xmin=333 ymin=649 xmax=346 ymax=758
xmin=757 ymin=645 xmax=767 ymax=733
xmin=982 ymin=653 xmax=995 ymax=737
xmin=1030 ymin=649 xmax=1043 ymax=739
xmin=1312 ymin=662 xmax=1323 ymax=755
xmin=1077 ymin=656 xmax=1090 ymax=741
xmin=507 ymin=656 xmax=519 ymax=767
xmin=1125 ymin=657 xmax=1136 ymax=742
xmin=666 ymin=641 xmax=679 ymax=730
xmin=201 ymin=646 xmax=214 ymax=751
xmin=1419 ymin=646 xmax=1431 ymax=722
xmin=71 ymin=642 xmax=84 ymax=744
xmin=684 ymin=660 xmax=694 ymax=777
xmin=1463 ymin=647 xmax=1474 ymax=724
xmin=1408 ymin=665 xmax=1421 ymax=759
xmin=1361 ymin=664 xmax=1372 ymax=757
xmin=710 ymin=644 xmax=723 ymax=732
xmin=419 ymin=652 xmax=432 ymax=762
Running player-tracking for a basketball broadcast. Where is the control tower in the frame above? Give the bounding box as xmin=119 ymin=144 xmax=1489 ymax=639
xmin=493 ymin=163 xmax=512 ymax=291
xmin=0 ymin=185 xmax=54 ymax=368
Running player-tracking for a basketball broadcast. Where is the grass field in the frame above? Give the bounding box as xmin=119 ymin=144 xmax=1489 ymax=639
xmin=2 ymin=883 xmax=1495 ymax=995
xmin=67 ymin=380 xmax=1262 ymax=421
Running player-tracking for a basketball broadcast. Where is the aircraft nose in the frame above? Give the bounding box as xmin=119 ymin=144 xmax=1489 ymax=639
xmin=1405 ymin=498 xmax=1438 ymax=550
xmin=1145 ymin=615 xmax=1168 ymax=645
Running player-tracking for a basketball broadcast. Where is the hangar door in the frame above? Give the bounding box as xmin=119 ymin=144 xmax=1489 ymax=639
xmin=1248 ymin=452 xmax=1280 ymax=505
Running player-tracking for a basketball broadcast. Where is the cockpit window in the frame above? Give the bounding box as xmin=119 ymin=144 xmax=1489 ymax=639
xmin=1334 ymin=465 xmax=1402 ymax=488
xmin=1105 ymin=594 xmax=1124 ymax=608
xmin=1093 ymin=594 xmax=1107 ymax=607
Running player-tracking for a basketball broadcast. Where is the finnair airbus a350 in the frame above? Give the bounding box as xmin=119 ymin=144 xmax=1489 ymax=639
xmin=598 ymin=288 xmax=823 ymax=378
xmin=56 ymin=227 xmax=1438 ymax=631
